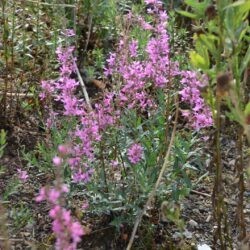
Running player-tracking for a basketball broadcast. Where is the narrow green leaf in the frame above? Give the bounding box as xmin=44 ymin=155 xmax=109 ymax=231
xmin=199 ymin=34 xmax=217 ymax=55
xmin=244 ymin=102 xmax=250 ymax=116
xmin=225 ymin=0 xmax=250 ymax=8
xmin=240 ymin=46 xmax=250 ymax=75
xmin=185 ymin=0 xmax=211 ymax=13
xmin=176 ymin=10 xmax=197 ymax=19
xmin=189 ymin=51 xmax=209 ymax=70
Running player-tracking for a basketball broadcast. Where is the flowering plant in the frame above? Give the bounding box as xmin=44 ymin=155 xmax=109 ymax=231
xmin=35 ymin=1 xmax=214 ymax=248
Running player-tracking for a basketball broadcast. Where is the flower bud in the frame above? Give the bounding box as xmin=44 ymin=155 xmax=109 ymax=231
xmin=53 ymin=156 xmax=62 ymax=166
xmin=205 ymin=5 xmax=216 ymax=21
xmin=216 ymin=72 xmax=231 ymax=98
xmin=58 ymin=144 xmax=70 ymax=155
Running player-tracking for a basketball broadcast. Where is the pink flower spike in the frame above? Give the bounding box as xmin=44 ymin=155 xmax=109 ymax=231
xmin=63 ymin=29 xmax=75 ymax=37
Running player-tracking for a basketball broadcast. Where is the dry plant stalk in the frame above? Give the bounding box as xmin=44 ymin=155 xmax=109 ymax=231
xmin=75 ymin=63 xmax=92 ymax=111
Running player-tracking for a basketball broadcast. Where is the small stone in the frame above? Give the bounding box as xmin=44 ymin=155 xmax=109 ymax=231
xmin=193 ymin=209 xmax=199 ymax=214
xmin=206 ymin=214 xmax=212 ymax=222
xmin=197 ymin=244 xmax=212 ymax=250
xmin=22 ymin=232 xmax=30 ymax=237
xmin=183 ymin=230 xmax=193 ymax=239
xmin=173 ymin=232 xmax=182 ymax=240
xmin=189 ymin=219 xmax=198 ymax=228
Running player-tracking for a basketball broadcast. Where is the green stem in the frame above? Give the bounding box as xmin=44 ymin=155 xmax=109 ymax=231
xmin=99 ymin=140 xmax=108 ymax=193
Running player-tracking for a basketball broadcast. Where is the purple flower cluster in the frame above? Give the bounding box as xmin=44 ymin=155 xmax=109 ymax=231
xmin=54 ymin=46 xmax=84 ymax=116
xmin=104 ymin=0 xmax=212 ymax=129
xmin=75 ymin=93 xmax=118 ymax=160
xmin=40 ymin=35 xmax=119 ymax=183
xmin=17 ymin=168 xmax=29 ymax=182
xmin=127 ymin=143 xmax=143 ymax=164
xmin=104 ymin=1 xmax=178 ymax=111
xmin=179 ymin=71 xmax=213 ymax=130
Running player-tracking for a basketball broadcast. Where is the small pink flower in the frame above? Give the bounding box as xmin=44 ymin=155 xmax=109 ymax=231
xmin=53 ymin=156 xmax=62 ymax=166
xmin=49 ymin=205 xmax=61 ymax=218
xmin=58 ymin=144 xmax=70 ymax=155
xmin=127 ymin=143 xmax=143 ymax=164
xmin=61 ymin=184 xmax=69 ymax=193
xmin=62 ymin=209 xmax=71 ymax=224
xmin=70 ymin=221 xmax=84 ymax=240
xmin=17 ymin=168 xmax=29 ymax=182
xmin=35 ymin=187 xmax=46 ymax=202
xmin=82 ymin=201 xmax=89 ymax=210
xmin=48 ymin=189 xmax=61 ymax=203
xmin=63 ymin=29 xmax=75 ymax=37
xmin=111 ymin=160 xmax=119 ymax=168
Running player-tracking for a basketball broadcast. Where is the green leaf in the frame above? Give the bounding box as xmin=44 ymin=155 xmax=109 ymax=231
xmin=240 ymin=45 xmax=250 ymax=75
xmin=238 ymin=2 xmax=250 ymax=17
xmin=185 ymin=0 xmax=211 ymax=14
xmin=189 ymin=51 xmax=209 ymax=70
xmin=244 ymin=102 xmax=250 ymax=116
xmin=226 ymin=1 xmax=250 ymax=20
xmin=185 ymin=0 xmax=200 ymax=8
xmin=199 ymin=34 xmax=217 ymax=53
xmin=237 ymin=22 xmax=248 ymax=42
xmin=225 ymin=8 xmax=236 ymax=40
xmin=226 ymin=0 xmax=250 ymax=8
xmin=176 ymin=10 xmax=197 ymax=19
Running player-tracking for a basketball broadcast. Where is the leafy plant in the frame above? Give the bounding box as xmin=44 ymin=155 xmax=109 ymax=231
xmin=23 ymin=116 xmax=78 ymax=175
xmin=10 ymin=203 xmax=34 ymax=231
xmin=0 ymin=129 xmax=7 ymax=159
xmin=178 ymin=0 xmax=250 ymax=248
xmin=2 ymin=177 xmax=21 ymax=201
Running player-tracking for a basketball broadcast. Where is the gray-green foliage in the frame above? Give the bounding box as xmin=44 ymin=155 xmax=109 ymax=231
xmin=10 ymin=203 xmax=34 ymax=230
xmin=0 ymin=130 xmax=7 ymax=158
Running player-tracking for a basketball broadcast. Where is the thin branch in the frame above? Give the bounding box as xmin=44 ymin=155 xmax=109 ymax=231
xmin=74 ymin=63 xmax=92 ymax=111
xmin=0 ymin=92 xmax=34 ymax=97
xmin=190 ymin=189 xmax=211 ymax=197
xmin=84 ymin=14 xmax=93 ymax=53
xmin=126 ymin=95 xmax=179 ymax=250
xmin=25 ymin=0 xmax=76 ymax=8
xmin=190 ymin=190 xmax=237 ymax=206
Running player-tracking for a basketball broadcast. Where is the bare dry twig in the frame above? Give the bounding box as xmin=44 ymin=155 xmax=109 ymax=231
xmin=74 ymin=63 xmax=92 ymax=111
